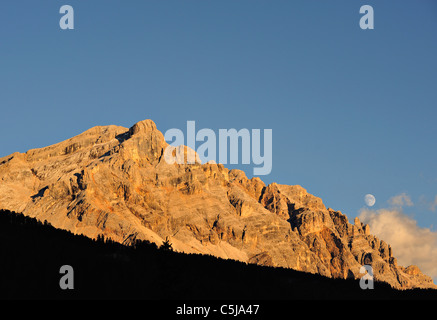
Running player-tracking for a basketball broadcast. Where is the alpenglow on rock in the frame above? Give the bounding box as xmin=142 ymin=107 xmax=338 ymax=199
xmin=0 ymin=119 xmax=435 ymax=290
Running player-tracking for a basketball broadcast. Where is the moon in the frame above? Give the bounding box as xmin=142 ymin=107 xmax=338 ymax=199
xmin=364 ymin=194 xmax=376 ymax=207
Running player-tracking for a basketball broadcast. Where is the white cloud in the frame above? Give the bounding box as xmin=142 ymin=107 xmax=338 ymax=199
xmin=359 ymin=208 xmax=437 ymax=281
xmin=388 ymin=193 xmax=413 ymax=208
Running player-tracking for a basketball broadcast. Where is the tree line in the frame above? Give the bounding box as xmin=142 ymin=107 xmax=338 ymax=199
xmin=0 ymin=209 xmax=436 ymax=300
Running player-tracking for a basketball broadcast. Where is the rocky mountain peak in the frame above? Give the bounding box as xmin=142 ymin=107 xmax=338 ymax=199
xmin=0 ymin=119 xmax=435 ymax=290
xmin=129 ymin=119 xmax=159 ymax=136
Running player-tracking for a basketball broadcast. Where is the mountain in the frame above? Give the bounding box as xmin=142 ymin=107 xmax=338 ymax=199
xmin=0 ymin=119 xmax=435 ymax=290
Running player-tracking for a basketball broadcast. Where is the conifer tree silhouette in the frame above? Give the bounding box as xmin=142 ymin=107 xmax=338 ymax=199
xmin=160 ymin=236 xmax=173 ymax=251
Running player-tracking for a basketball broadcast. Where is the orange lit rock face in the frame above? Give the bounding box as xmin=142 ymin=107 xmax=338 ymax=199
xmin=0 ymin=119 xmax=435 ymax=290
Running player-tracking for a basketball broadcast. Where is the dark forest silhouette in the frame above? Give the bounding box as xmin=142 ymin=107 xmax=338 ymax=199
xmin=0 ymin=209 xmax=436 ymax=300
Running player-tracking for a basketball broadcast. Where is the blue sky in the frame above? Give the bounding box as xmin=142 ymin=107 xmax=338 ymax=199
xmin=1 ymin=0 xmax=437 ymax=239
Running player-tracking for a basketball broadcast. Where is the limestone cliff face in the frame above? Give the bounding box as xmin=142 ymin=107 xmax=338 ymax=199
xmin=0 ymin=119 xmax=435 ymax=290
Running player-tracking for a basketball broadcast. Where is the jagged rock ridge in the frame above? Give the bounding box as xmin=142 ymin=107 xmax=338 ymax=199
xmin=0 ymin=119 xmax=435 ymax=289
